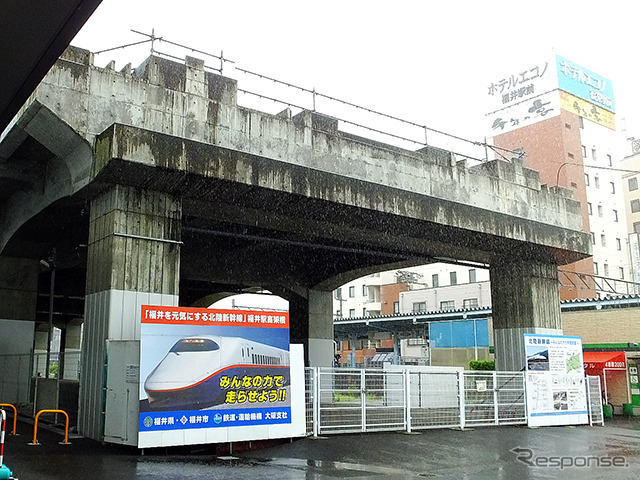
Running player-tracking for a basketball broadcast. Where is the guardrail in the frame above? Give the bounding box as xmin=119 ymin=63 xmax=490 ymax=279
xmin=28 ymin=409 xmax=70 ymax=446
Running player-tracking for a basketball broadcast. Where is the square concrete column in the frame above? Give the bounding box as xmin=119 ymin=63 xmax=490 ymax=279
xmin=0 ymin=256 xmax=39 ymax=322
xmin=79 ymin=185 xmax=181 ymax=440
xmin=308 ymin=290 xmax=335 ymax=367
xmin=290 ymin=289 xmax=335 ymax=367
xmin=490 ymin=260 xmax=562 ymax=371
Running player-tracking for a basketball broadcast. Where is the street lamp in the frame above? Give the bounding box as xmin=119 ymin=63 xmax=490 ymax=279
xmin=40 ymin=248 xmax=56 ymax=377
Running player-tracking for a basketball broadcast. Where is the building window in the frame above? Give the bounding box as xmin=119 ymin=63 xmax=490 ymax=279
xmin=335 ymin=287 xmax=343 ymax=300
xmin=590 ymin=232 xmax=595 ymax=245
xmin=631 ymin=199 xmax=640 ymax=213
xmin=613 ymin=209 xmax=619 ymax=222
xmin=610 ymin=182 xmax=616 ymax=194
xmin=585 ymin=174 xmax=590 ymax=186
xmin=349 ymin=286 xmax=355 ymax=298
xmin=450 ymin=271 xmax=457 ymax=286
xmin=363 ymin=308 xmax=368 ymax=317
xmin=468 ymin=269 xmax=476 ymax=283
xmin=604 ymin=264 xmax=609 ymax=276
xmin=582 ymin=145 xmax=587 ymax=157
xmin=592 ymin=148 xmax=597 ymax=161
xmin=413 ymin=301 xmax=426 ymax=313
xmin=629 ymin=177 xmax=638 ymax=191
xmin=597 ymin=205 xmax=603 ymax=217
xmin=349 ymin=308 xmax=355 ymax=318
xmin=594 ymin=177 xmax=600 ymax=189
xmin=601 ymin=234 xmax=606 ymax=247
xmin=362 ymin=285 xmax=368 ymax=296
xmin=607 ymin=154 xmax=612 ymax=166
xmin=463 ymin=298 xmax=479 ymax=309
xmin=634 ymin=222 xmax=640 ymax=234
xmin=620 ymin=267 xmax=625 ymax=280
xmin=617 ymin=238 xmax=622 ymax=250
xmin=393 ymin=302 xmax=400 ymax=314
xmin=431 ymin=274 xmax=439 ymax=288
xmin=587 ymin=202 xmax=592 ymax=215
xmin=594 ymin=262 xmax=599 ymax=275
xmin=440 ymin=300 xmax=455 ymax=311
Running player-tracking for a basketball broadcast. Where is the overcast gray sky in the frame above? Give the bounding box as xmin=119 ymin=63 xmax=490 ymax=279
xmin=73 ymin=0 xmax=640 ymax=155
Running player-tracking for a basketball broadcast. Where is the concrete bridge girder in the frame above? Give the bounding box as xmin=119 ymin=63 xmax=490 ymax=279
xmin=0 ymin=46 xmax=593 ymax=440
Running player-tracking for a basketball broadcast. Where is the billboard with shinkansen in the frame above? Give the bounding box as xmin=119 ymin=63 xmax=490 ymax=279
xmin=138 ymin=305 xmax=305 ymax=448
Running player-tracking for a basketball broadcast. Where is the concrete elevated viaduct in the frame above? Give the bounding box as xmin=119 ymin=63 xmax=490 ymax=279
xmin=0 ymin=46 xmax=590 ymax=441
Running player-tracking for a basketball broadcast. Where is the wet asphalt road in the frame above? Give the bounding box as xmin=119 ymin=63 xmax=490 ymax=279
xmin=3 ymin=417 xmax=640 ymax=479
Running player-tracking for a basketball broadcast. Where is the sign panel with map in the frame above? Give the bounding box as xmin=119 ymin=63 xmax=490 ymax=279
xmin=524 ymin=334 xmax=588 ymax=427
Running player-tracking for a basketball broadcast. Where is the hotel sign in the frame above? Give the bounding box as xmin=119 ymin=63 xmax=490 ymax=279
xmin=556 ymin=55 xmax=615 ymax=113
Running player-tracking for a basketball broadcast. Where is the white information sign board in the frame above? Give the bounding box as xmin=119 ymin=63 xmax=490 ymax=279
xmin=524 ymin=334 xmax=588 ymax=427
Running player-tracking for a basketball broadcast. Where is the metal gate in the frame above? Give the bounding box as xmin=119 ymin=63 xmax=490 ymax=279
xmin=407 ymin=370 xmax=461 ymax=430
xmin=306 ymin=367 xmax=602 ymax=436
xmin=312 ymin=368 xmax=407 ymax=435
xmin=462 ymin=371 xmax=527 ymax=426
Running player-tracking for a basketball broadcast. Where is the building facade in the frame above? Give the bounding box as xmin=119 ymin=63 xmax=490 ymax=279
xmin=334 ymin=54 xmax=632 ymax=320
xmin=333 ymin=265 xmax=490 ymax=319
xmin=621 ymin=140 xmax=640 ymax=290
xmin=488 ymin=54 xmax=630 ymax=300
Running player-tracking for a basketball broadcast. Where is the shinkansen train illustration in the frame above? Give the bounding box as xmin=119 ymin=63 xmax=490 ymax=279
xmin=143 ymin=336 xmax=290 ymax=410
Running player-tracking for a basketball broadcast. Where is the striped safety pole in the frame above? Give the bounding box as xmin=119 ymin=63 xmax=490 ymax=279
xmin=0 ymin=409 xmax=13 ymax=479
xmin=0 ymin=410 xmax=5 ymax=467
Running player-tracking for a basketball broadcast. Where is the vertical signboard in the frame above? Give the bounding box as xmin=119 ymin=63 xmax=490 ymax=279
xmin=629 ymin=234 xmax=640 ymax=293
xmin=629 ymin=362 xmax=640 ymax=406
xmin=524 ymin=334 xmax=588 ymax=427
xmin=138 ymin=305 xmax=304 ymax=448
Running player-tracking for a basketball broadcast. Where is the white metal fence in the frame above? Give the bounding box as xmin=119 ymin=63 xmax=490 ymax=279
xmin=586 ymin=374 xmax=605 ymax=426
xmin=305 ymin=368 xmax=604 ymax=436
xmin=0 ymin=351 xmax=81 ymax=406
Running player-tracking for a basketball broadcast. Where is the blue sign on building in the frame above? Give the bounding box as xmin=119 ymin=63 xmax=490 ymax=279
xmin=555 ymin=54 xmax=615 ymax=113
xmin=430 ymin=319 xmax=489 ymax=348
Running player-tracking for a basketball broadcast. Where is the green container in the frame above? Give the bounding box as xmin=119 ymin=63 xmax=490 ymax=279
xmin=603 ymin=405 xmax=613 ymax=419
xmin=623 ymin=404 xmax=639 ymax=416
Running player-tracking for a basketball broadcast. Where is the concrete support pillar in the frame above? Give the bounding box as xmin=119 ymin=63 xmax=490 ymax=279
xmin=308 ymin=290 xmax=334 ymax=367
xmin=490 ymin=260 xmax=562 ymax=371
xmin=79 ymin=185 xmax=181 ymax=440
xmin=0 ymin=256 xmax=39 ymax=321
xmin=289 ymin=289 xmax=334 ymax=367
xmin=65 ymin=321 xmax=82 ymax=350
xmin=33 ymin=330 xmax=49 ymax=350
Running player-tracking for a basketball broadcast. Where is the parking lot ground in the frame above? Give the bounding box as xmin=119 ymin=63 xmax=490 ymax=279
xmin=3 ymin=417 xmax=639 ymax=479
